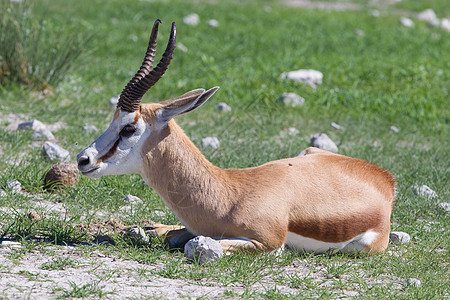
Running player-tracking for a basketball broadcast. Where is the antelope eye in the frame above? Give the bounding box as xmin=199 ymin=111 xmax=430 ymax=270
xmin=119 ymin=124 xmax=136 ymax=137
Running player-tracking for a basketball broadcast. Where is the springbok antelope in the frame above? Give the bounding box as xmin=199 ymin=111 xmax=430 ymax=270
xmin=77 ymin=20 xmax=395 ymax=254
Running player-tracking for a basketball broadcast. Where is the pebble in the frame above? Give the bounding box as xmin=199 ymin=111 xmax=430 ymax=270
xmin=281 ymin=69 xmax=323 ymax=88
xmin=0 ymin=190 xmax=6 ymax=197
xmin=0 ymin=241 xmax=22 ymax=248
xmin=207 ymin=19 xmax=219 ymax=27
xmin=42 ymin=141 xmax=70 ymax=162
xmin=127 ymin=227 xmax=150 ymax=243
xmin=123 ymin=194 xmax=143 ymax=205
xmin=410 ymin=185 xmax=437 ymax=198
xmin=310 ymin=133 xmax=338 ymax=152
xmin=32 ymin=128 xmax=55 ymax=141
xmin=285 ymin=127 xmax=299 ymax=135
xmin=202 ymin=137 xmax=220 ymax=149
xmin=400 ymin=17 xmax=414 ymax=27
xmin=183 ymin=13 xmax=199 ymax=26
xmin=7 ymin=180 xmax=22 ymax=193
xmin=389 ymin=231 xmax=411 ymax=244
xmin=109 ymin=95 xmax=120 ymax=107
xmin=216 ymin=102 xmax=231 ymax=112
xmin=184 ymin=236 xmax=223 ymax=264
xmin=18 ymin=119 xmax=46 ymax=131
xmin=417 ymin=9 xmax=439 ymax=27
xmin=278 ymin=93 xmax=305 ymax=107
xmin=390 ymin=125 xmax=400 ymax=133
xmin=331 ymin=122 xmax=343 ymax=130
xmin=438 ymin=202 xmax=449 ymax=212
xmin=404 ymin=278 xmax=422 ymax=288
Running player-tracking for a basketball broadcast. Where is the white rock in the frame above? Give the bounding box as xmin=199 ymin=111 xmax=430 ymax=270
xmin=183 ymin=13 xmax=199 ymax=26
xmin=390 ymin=125 xmax=400 ymax=133
xmin=82 ymin=125 xmax=98 ymax=133
xmin=207 ymin=19 xmax=219 ymax=27
xmin=389 ymin=231 xmax=411 ymax=244
xmin=371 ymin=10 xmax=380 ymax=17
xmin=42 ymin=141 xmax=70 ymax=162
xmin=355 ymin=29 xmax=364 ymax=36
xmin=278 ymin=93 xmax=305 ymax=107
xmin=440 ymin=18 xmax=450 ymax=32
xmin=127 ymin=227 xmax=149 ymax=243
xmin=202 ymin=137 xmax=220 ymax=149
xmin=216 ymin=102 xmax=231 ymax=112
xmin=281 ymin=69 xmax=323 ymax=88
xmin=410 ymin=185 xmax=437 ymax=198
xmin=184 ymin=236 xmax=223 ymax=264
xmin=400 ymin=17 xmax=414 ymax=28
xmin=0 ymin=241 xmax=22 ymax=248
xmin=7 ymin=181 xmax=21 ymax=193
xmin=285 ymin=127 xmax=299 ymax=135
xmin=32 ymin=128 xmax=55 ymax=141
xmin=18 ymin=119 xmax=46 ymax=131
xmin=417 ymin=9 xmax=439 ymax=27
xmin=123 ymin=194 xmax=142 ymax=205
xmin=310 ymin=133 xmax=338 ymax=152
xmin=177 ymin=43 xmax=188 ymax=53
xmin=438 ymin=202 xmax=450 ymax=212
xmin=109 ymin=95 xmax=120 ymax=107
xmin=404 ymin=278 xmax=422 ymax=288
xmin=331 ymin=122 xmax=343 ymax=130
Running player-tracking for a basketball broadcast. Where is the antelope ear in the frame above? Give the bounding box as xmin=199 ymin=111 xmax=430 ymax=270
xmin=157 ymin=87 xmax=219 ymax=124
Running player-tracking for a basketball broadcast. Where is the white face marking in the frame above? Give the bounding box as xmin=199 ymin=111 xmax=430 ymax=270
xmin=285 ymin=230 xmax=378 ymax=254
xmin=77 ymin=110 xmax=151 ymax=178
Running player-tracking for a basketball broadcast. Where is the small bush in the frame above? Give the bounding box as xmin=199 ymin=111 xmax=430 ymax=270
xmin=0 ymin=0 xmax=90 ymax=89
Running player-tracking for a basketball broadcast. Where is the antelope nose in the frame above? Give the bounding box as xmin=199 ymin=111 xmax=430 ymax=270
xmin=77 ymin=155 xmax=90 ymax=168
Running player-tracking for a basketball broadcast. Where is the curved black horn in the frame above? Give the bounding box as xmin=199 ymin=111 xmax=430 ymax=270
xmin=118 ymin=20 xmax=177 ymax=112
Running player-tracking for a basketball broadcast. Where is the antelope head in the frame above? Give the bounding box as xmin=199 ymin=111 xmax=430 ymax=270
xmin=77 ymin=20 xmax=218 ymax=178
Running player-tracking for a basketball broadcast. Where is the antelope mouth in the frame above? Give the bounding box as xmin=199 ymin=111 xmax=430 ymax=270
xmin=80 ymin=166 xmax=100 ymax=176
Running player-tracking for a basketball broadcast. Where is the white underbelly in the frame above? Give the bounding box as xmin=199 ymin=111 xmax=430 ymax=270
xmin=285 ymin=230 xmax=378 ymax=254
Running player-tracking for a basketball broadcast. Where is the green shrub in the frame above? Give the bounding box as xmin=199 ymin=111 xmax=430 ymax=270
xmin=0 ymin=0 xmax=90 ymax=89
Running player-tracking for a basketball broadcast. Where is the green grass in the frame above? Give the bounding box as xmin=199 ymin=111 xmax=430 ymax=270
xmin=0 ymin=0 xmax=449 ymax=298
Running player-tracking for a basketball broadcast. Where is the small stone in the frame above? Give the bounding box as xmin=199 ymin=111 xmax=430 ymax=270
xmin=281 ymin=69 xmax=323 ymax=88
xmin=285 ymin=127 xmax=299 ymax=135
xmin=417 ymin=9 xmax=439 ymax=27
xmin=440 ymin=18 xmax=450 ymax=32
xmin=438 ymin=202 xmax=450 ymax=212
xmin=410 ymin=185 xmax=437 ymax=198
xmin=400 ymin=17 xmax=414 ymax=27
xmin=82 ymin=125 xmax=98 ymax=133
xmin=216 ymin=102 xmax=231 ymax=112
xmin=278 ymin=93 xmax=305 ymax=108
xmin=42 ymin=142 xmax=70 ymax=161
xmin=32 ymin=128 xmax=55 ymax=141
xmin=184 ymin=236 xmax=223 ymax=264
xmin=389 ymin=231 xmax=411 ymax=244
xmin=177 ymin=43 xmax=188 ymax=53
xmin=0 ymin=190 xmax=6 ymax=197
xmin=109 ymin=95 xmax=120 ymax=108
xmin=404 ymin=278 xmax=422 ymax=288
xmin=202 ymin=137 xmax=220 ymax=149
xmin=183 ymin=13 xmax=199 ymax=26
xmin=0 ymin=241 xmax=22 ymax=248
xmin=44 ymin=162 xmax=79 ymax=190
xmin=18 ymin=119 xmax=46 ymax=131
xmin=207 ymin=19 xmax=219 ymax=27
xmin=93 ymin=235 xmax=116 ymax=245
xmin=126 ymin=227 xmax=150 ymax=243
xmin=123 ymin=194 xmax=142 ymax=205
xmin=7 ymin=180 xmax=21 ymax=193
xmin=310 ymin=133 xmax=338 ymax=153
xmin=390 ymin=125 xmax=400 ymax=133
xmin=331 ymin=122 xmax=343 ymax=130
xmin=355 ymin=29 xmax=364 ymax=36
xmin=371 ymin=10 xmax=380 ymax=17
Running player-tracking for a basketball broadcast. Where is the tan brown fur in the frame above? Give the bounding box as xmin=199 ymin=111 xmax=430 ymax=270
xmin=138 ymin=103 xmax=395 ymax=253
